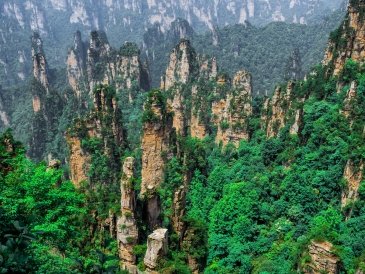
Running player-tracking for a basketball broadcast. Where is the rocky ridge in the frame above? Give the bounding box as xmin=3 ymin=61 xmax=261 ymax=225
xmin=323 ymin=0 xmax=365 ymax=75
xmin=0 ymin=0 xmax=344 ymax=87
xmin=66 ymin=31 xmax=150 ymax=102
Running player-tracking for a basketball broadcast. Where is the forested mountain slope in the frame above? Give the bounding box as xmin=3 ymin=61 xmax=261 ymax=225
xmin=1 ymin=0 xmax=365 ymax=273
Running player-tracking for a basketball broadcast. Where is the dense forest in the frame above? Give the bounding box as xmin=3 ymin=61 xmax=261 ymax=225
xmin=1 ymin=0 xmax=365 ymax=274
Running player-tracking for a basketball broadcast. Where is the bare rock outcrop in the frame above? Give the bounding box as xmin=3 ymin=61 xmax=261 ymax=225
xmin=29 ymin=32 xmax=61 ymax=161
xmin=66 ymin=135 xmax=90 ymax=188
xmin=341 ymin=81 xmax=358 ymax=122
xmin=341 ymin=159 xmax=364 ymax=210
xmin=117 ymin=157 xmax=139 ymax=272
xmin=67 ymin=85 xmax=125 ymax=187
xmin=66 ymin=31 xmax=87 ymax=98
xmin=0 ymin=95 xmax=9 ymax=127
xmin=31 ymin=32 xmax=49 ymax=93
xmin=144 ymin=228 xmax=168 ymax=272
xmin=303 ymin=241 xmax=339 ymax=274
xmin=289 ymin=108 xmax=303 ymax=135
xmin=162 ymin=39 xmax=195 ymax=90
xmin=141 ymin=90 xmax=173 ymax=228
xmin=31 ymin=32 xmax=50 ymax=114
xmin=323 ymin=1 xmax=365 ymax=75
xmin=161 ymin=40 xmax=196 ymax=135
xmin=182 ymin=227 xmax=201 ymax=274
xmin=262 ymin=82 xmax=294 ymax=138
xmin=66 ymin=31 xmax=149 ymax=101
xmin=213 ymin=70 xmax=252 ymax=146
xmin=190 ymin=84 xmax=208 ymax=139
xmin=172 ymin=185 xmax=187 ymax=239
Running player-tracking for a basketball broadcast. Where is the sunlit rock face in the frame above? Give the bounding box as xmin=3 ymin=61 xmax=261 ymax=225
xmin=303 ymin=241 xmax=340 ymax=274
xmin=213 ymin=70 xmax=252 ymax=147
xmin=143 ymin=228 xmax=168 ymax=271
xmin=141 ymin=91 xmax=174 ymax=228
xmin=67 ymin=85 xmax=126 ymax=187
xmin=323 ymin=0 xmax=365 ymax=75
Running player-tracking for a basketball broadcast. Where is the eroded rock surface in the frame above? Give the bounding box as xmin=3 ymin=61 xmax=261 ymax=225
xmin=303 ymin=241 xmax=339 ymax=274
xmin=144 ymin=228 xmax=168 ymax=271
xmin=117 ymin=157 xmax=139 ymax=272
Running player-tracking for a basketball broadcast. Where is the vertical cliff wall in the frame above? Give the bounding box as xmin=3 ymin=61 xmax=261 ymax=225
xmin=261 ymin=82 xmax=294 ymax=138
xmin=141 ymin=90 xmax=173 ymax=228
xmin=323 ymin=1 xmax=365 ymax=75
xmin=303 ymin=241 xmax=340 ymax=274
xmin=117 ymin=157 xmax=139 ymax=273
xmin=67 ymin=85 xmax=126 ymax=187
xmin=66 ymin=31 xmax=87 ymax=99
xmin=213 ymin=70 xmax=252 ymax=146
xmin=29 ymin=32 xmax=61 ymax=161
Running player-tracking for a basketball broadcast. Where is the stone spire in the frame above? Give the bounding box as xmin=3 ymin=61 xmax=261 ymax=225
xmin=31 ymin=32 xmax=49 ymax=93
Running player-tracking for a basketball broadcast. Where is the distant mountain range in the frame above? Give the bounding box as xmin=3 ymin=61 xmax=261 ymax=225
xmin=0 ymin=0 xmax=345 ymax=86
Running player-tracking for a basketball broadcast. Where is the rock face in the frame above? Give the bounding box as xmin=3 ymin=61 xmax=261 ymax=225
xmin=285 ymin=48 xmax=303 ymax=81
xmin=0 ymin=94 xmax=10 ymax=127
xmin=289 ymin=108 xmax=304 ymax=135
xmin=303 ymin=241 xmax=340 ymax=274
xmin=161 ymin=40 xmax=220 ymax=138
xmin=213 ymin=70 xmax=252 ymax=147
xmin=66 ymin=31 xmax=150 ymax=101
xmin=0 ymin=0 xmax=344 ymax=87
xmin=172 ymin=185 xmax=187 ymax=239
xmin=160 ymin=40 xmax=254 ymax=147
xmin=66 ymin=31 xmax=87 ymax=98
xmin=341 ymin=159 xmax=364 ymax=209
xmin=262 ymin=82 xmax=294 ymax=138
xmin=182 ymin=227 xmax=201 ymax=274
xmin=29 ymin=32 xmax=62 ymax=161
xmin=323 ymin=1 xmax=365 ymax=75
xmin=86 ymin=31 xmax=111 ymax=92
xmin=92 ymin=86 xmax=125 ymax=147
xmin=66 ymin=135 xmax=89 ymax=188
xmin=341 ymin=81 xmax=358 ymax=122
xmin=141 ymin=90 xmax=173 ymax=228
xmin=144 ymin=228 xmax=168 ymax=271
xmin=67 ymin=85 xmax=126 ymax=187
xmin=190 ymin=57 xmax=218 ymax=139
xmin=161 ymin=40 xmax=196 ymax=135
xmin=117 ymin=157 xmax=139 ymax=272
xmin=162 ymin=39 xmax=195 ymax=90
xmin=31 ymin=32 xmax=50 ymax=115
xmin=31 ymin=32 xmax=49 ymax=93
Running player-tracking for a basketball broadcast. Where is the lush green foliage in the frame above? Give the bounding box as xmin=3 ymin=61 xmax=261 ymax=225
xmin=150 ymin=60 xmax=365 ymax=272
xmin=0 ymin=131 xmax=122 ymax=273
